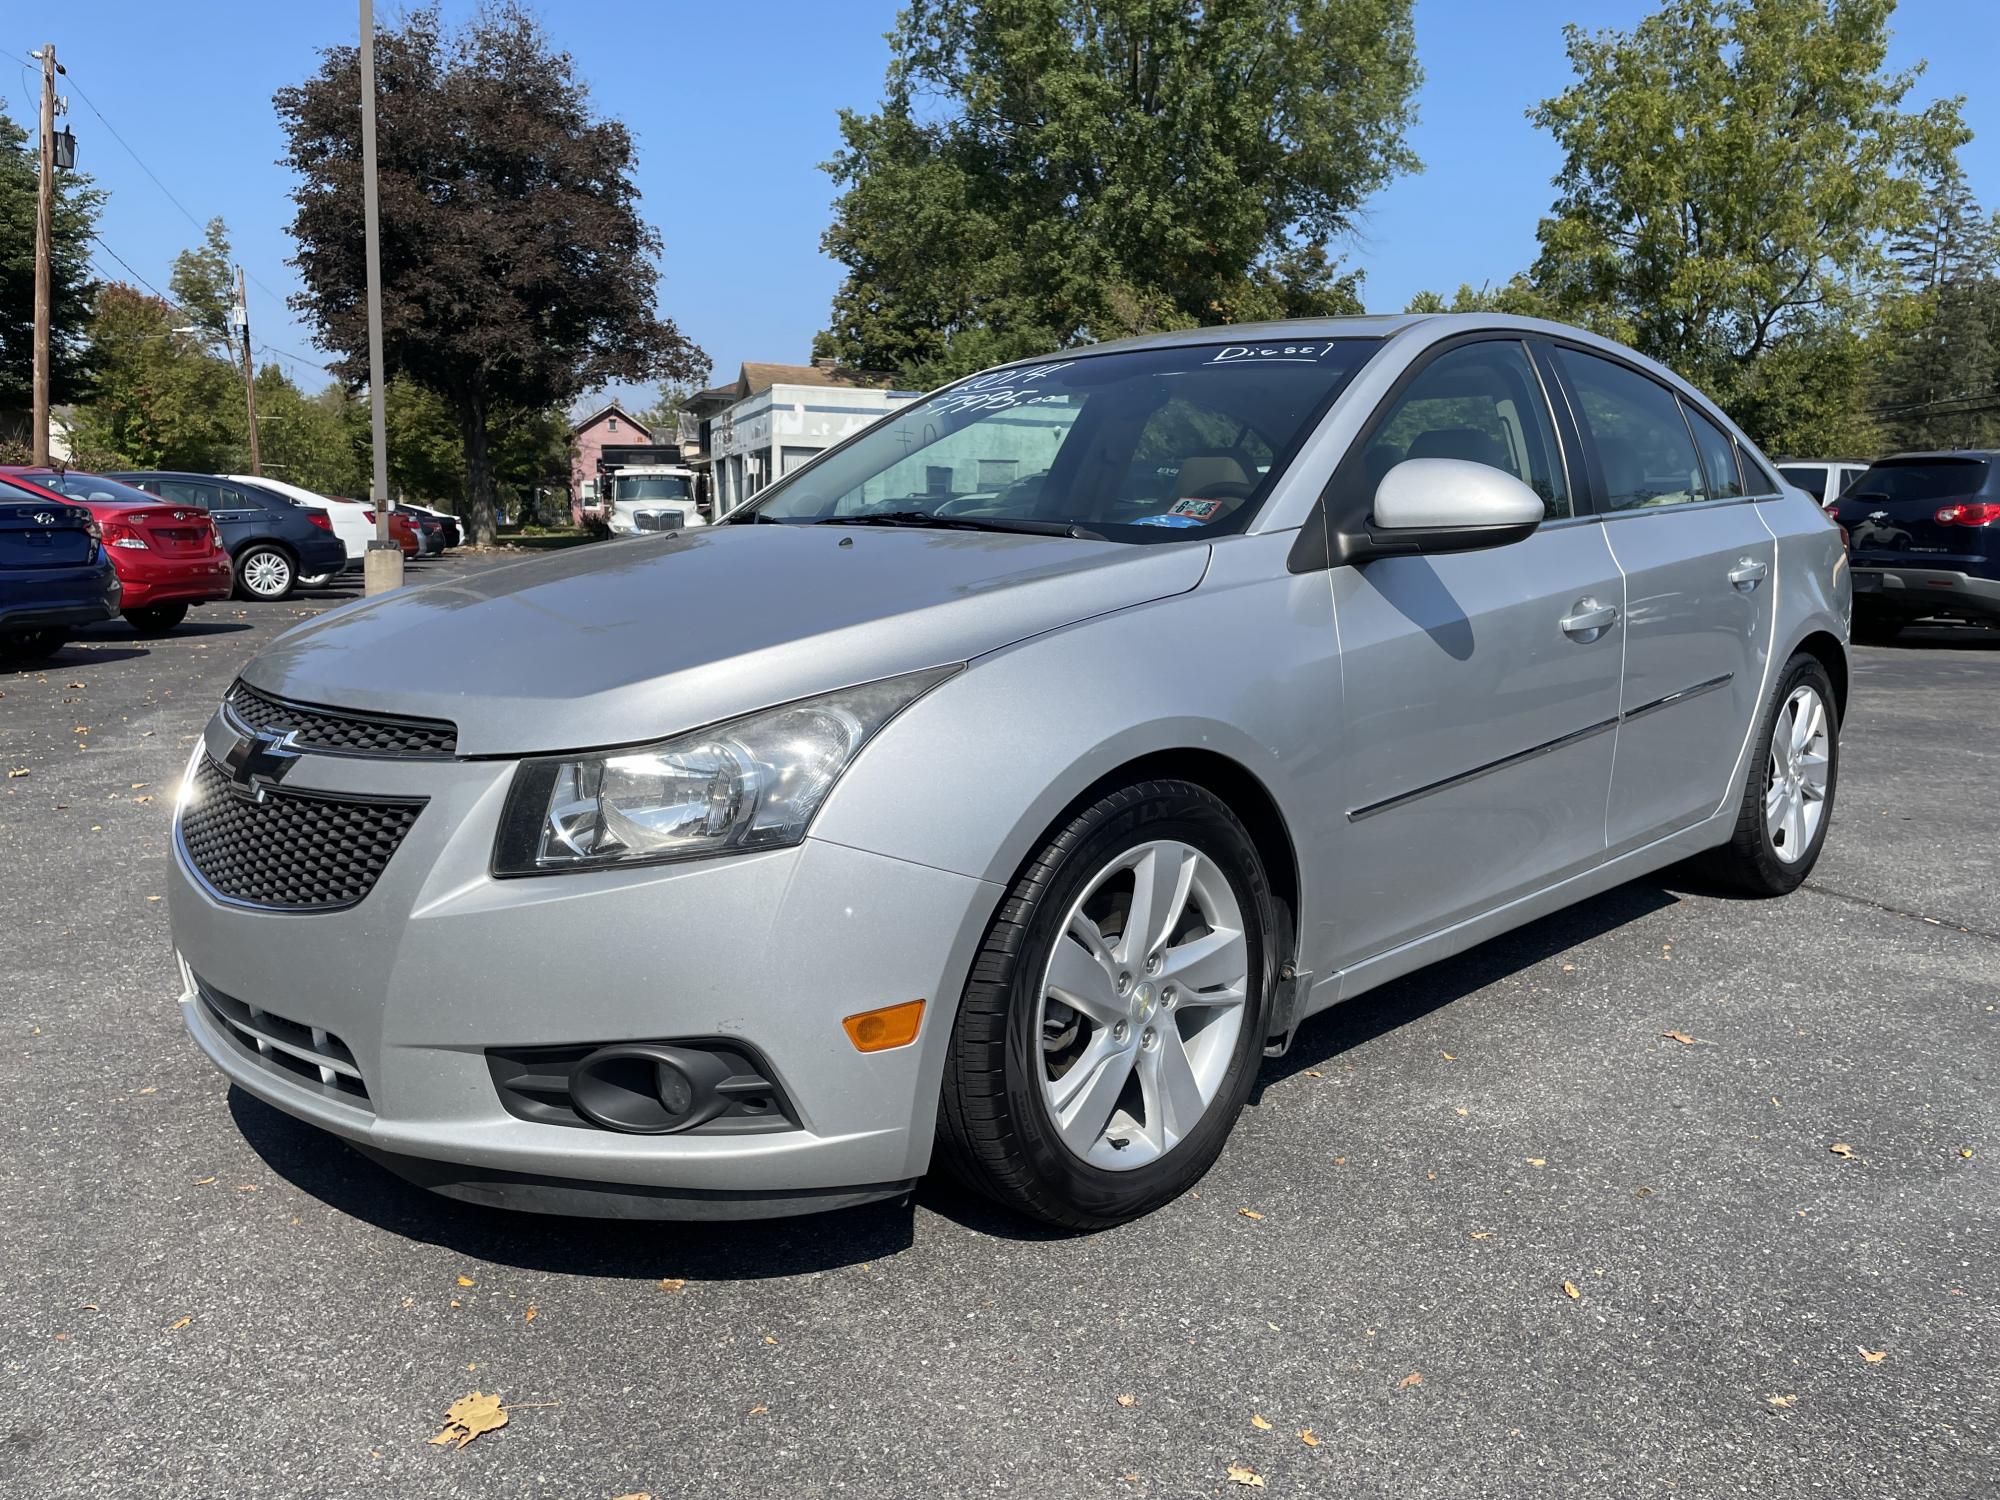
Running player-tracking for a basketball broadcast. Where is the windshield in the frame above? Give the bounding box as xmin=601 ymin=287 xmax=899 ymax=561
xmin=616 ymin=476 xmax=691 ymax=501
xmin=29 ymin=471 xmax=163 ymax=506
xmin=1847 ymin=458 xmax=1990 ymax=504
xmin=739 ymin=339 xmax=1377 ymax=542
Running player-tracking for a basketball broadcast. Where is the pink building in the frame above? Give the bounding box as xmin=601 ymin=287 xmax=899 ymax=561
xmin=568 ymin=402 xmax=652 ymax=523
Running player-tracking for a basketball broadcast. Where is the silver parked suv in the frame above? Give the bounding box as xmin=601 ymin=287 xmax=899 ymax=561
xmin=169 ymin=315 xmax=1850 ymax=1229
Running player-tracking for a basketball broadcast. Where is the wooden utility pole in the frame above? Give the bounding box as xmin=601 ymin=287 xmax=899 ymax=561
xmin=31 ymin=44 xmax=58 ymax=466
xmin=235 ymin=265 xmax=262 ymax=475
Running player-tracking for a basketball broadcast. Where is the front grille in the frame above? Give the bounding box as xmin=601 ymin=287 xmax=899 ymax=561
xmin=226 ymin=681 xmax=458 ymax=759
xmin=195 ymin=977 xmax=371 ymax=1108
xmin=179 ymin=754 xmax=424 ymax=911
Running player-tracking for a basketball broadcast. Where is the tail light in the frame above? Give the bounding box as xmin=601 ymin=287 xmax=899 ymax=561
xmin=209 ymin=520 xmax=223 ymax=549
xmin=102 ymin=519 xmax=148 ymax=550
xmin=362 ymin=509 xmax=376 ymax=524
xmin=305 ymin=510 xmax=333 ymax=531
xmin=1935 ymin=502 xmax=2000 ymax=527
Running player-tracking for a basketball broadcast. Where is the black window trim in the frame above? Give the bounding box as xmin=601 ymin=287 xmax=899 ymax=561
xmin=1287 ymin=331 xmax=1585 ymax=573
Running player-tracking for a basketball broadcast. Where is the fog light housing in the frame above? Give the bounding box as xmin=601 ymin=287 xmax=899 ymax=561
xmin=568 ymin=1044 xmax=736 ymax=1134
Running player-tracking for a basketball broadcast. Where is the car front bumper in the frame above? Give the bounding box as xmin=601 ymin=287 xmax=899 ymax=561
xmin=168 ymin=713 xmax=1001 ymax=1217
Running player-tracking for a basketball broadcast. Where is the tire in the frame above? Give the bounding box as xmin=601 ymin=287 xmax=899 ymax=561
xmin=123 ymin=602 xmax=189 ymax=635
xmin=1694 ymin=652 xmax=1839 ymax=895
xmin=234 ymin=545 xmax=295 ymax=601
xmin=296 ymin=572 xmax=334 ymax=589
xmin=0 ymin=628 xmax=68 ymax=663
xmin=936 ymin=779 xmax=1276 ymax=1230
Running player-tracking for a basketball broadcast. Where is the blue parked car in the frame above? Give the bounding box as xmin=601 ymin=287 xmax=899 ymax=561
xmin=107 ymin=471 xmax=347 ymax=601
xmin=1834 ymin=451 xmax=2000 ymax=639
xmin=0 ymin=474 xmax=119 ymax=663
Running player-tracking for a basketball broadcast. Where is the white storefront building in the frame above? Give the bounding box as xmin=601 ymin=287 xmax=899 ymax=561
xmin=701 ymin=363 xmax=923 ymax=517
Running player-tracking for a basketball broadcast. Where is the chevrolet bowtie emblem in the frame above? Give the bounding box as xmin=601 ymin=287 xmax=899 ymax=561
xmin=222 ymin=727 xmax=302 ymax=803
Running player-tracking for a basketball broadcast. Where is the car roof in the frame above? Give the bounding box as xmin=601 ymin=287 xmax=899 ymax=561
xmin=1774 ymin=457 xmax=1871 ymax=466
xmin=1871 ymin=450 xmax=2000 ymax=462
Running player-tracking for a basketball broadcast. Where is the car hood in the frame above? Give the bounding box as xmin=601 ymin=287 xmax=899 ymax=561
xmin=241 ymin=524 xmax=1210 ymax=755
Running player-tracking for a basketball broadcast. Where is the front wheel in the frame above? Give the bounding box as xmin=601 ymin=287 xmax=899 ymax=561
xmin=937 ymin=780 xmax=1275 ymax=1229
xmin=1694 ymin=652 xmax=1839 ymax=895
xmin=235 ymin=545 xmax=295 ymax=601
xmin=123 ymin=602 xmax=189 ymax=635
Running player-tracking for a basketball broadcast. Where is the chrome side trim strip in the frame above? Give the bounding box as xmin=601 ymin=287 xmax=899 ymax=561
xmin=1348 ymin=671 xmax=1736 ymax=821
xmin=1348 ymin=717 xmax=1620 ymax=821
xmin=1621 ymin=672 xmax=1734 ymax=723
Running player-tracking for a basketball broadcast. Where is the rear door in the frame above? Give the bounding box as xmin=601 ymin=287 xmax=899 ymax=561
xmin=1325 ymin=337 xmax=1624 ymax=961
xmin=1835 ymin=456 xmax=1993 ymax=571
xmin=1552 ymin=347 xmax=1776 ymax=852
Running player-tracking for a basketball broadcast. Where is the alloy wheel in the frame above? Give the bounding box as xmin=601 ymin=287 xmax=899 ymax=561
xmin=1764 ymin=683 xmax=1830 ymax=862
xmin=242 ymin=551 xmax=292 ymax=599
xmin=1035 ymin=839 xmax=1250 ymax=1170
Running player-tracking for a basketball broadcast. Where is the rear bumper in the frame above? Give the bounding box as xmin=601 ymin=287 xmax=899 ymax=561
xmin=296 ymin=534 xmax=349 ymax=574
xmin=0 ymin=559 xmax=120 ymax=633
xmin=1852 ymin=565 xmax=2000 ymax=620
xmin=112 ymin=550 xmax=232 ymax=609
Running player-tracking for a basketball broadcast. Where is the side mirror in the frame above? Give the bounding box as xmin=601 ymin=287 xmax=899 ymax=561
xmin=1334 ymin=457 xmax=1545 ymax=564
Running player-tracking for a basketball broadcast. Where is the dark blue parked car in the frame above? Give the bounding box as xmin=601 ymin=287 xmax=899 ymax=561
xmin=107 ymin=471 xmax=347 ymax=602
xmin=1834 ymin=452 xmax=2000 ymax=640
xmin=0 ymin=474 xmax=119 ymax=663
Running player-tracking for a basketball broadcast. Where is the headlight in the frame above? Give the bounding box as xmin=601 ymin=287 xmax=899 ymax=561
xmin=492 ymin=664 xmax=960 ymax=876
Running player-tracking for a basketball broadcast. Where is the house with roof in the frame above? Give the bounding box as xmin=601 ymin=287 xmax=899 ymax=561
xmin=685 ymin=362 xmax=923 ymax=517
xmin=568 ymin=401 xmax=652 ymax=520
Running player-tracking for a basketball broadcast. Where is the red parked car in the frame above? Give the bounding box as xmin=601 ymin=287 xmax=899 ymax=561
xmin=343 ymin=501 xmax=420 ymax=557
xmin=1 ymin=468 xmax=232 ymax=634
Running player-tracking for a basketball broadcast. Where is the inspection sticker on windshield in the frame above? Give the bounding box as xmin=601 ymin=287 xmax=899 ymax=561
xmin=1208 ymin=343 xmax=1344 ymax=365
xmin=1167 ymin=498 xmax=1225 ymax=521
xmin=1134 ymin=514 xmax=1205 ymax=528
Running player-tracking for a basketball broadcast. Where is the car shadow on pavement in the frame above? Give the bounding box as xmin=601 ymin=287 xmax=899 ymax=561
xmin=1256 ymin=880 xmax=1682 ymax=1093
xmin=227 ymin=1087 xmax=917 ymax=1278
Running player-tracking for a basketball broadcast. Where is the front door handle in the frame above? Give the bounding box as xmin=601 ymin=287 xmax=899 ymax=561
xmin=1728 ymin=558 xmax=1769 ymax=589
xmin=1560 ymin=598 xmax=1619 ymax=641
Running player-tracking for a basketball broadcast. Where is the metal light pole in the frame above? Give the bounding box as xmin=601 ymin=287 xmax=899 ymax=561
xmin=359 ymin=0 xmax=403 ymax=595
xmin=30 ymin=43 xmax=61 ymax=467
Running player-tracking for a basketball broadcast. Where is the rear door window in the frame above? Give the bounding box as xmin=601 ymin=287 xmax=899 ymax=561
xmin=1684 ymin=406 xmax=1746 ymax=499
xmin=1558 ymin=349 xmax=1707 ymax=510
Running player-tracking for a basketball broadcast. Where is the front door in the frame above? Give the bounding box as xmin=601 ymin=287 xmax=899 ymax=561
xmin=1326 ymin=339 xmax=1625 ymax=965
xmin=1551 ymin=347 xmax=1777 ymax=852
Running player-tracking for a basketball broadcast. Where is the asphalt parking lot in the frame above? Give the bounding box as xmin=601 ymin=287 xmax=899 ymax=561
xmin=3 ymin=551 xmax=1995 ymax=1500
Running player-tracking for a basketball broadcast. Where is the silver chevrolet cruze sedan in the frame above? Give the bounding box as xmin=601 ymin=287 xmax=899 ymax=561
xmin=170 ymin=315 xmax=1849 ymax=1229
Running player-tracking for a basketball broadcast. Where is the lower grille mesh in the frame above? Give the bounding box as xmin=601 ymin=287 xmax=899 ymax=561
xmin=179 ymin=754 xmax=424 ymax=910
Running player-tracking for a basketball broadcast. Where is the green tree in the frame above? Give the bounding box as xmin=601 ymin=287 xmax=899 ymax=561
xmin=1529 ymin=0 xmax=1966 ymax=451
xmin=1404 ymin=276 xmax=1555 ymax=317
xmin=171 ymin=217 xmax=237 ymax=349
xmin=68 ymin=282 xmax=242 ymax=469
xmin=252 ymin=366 xmax=371 ymax=496
xmin=0 ymin=104 xmax=102 ymax=418
xmin=1873 ymin=159 xmax=1998 ymax=448
xmin=276 ymin=3 xmax=708 ymax=544
xmin=815 ymin=0 xmax=1422 ymax=384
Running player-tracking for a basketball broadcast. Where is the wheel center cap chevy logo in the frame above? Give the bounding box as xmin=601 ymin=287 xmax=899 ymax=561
xmin=222 ymin=728 xmax=302 ymax=803
xmin=1130 ymin=982 xmax=1159 ymax=1024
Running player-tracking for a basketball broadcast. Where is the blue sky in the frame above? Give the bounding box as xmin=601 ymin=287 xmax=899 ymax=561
xmin=25 ymin=0 xmax=2000 ymax=409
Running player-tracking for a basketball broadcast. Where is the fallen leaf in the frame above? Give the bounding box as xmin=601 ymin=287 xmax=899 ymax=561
xmin=523 ymin=1306 xmax=537 ymax=1323
xmin=1562 ymin=1281 xmax=1581 ymax=1301
xmin=762 ymin=1335 xmax=778 ymax=1345
xmin=1526 ymin=1158 xmax=1546 ymax=1168
xmin=1115 ymin=1394 xmax=1138 ymax=1408
xmin=1250 ymin=1413 xmax=1272 ymax=1430
xmin=1468 ymin=1230 xmax=1493 ymax=1240
xmin=1238 ymin=1207 xmax=1264 ymax=1221
xmin=1299 ymin=1428 xmax=1320 ymax=1447
xmin=1454 ymin=1107 xmax=1469 ymax=1117
xmin=146 ymin=895 xmax=162 ymax=902
xmin=1829 ymin=1142 xmax=1857 ymax=1159
xmin=72 ymin=726 xmax=88 ymax=734
xmin=1302 ymin=1069 xmax=1323 ymax=1078
xmin=1858 ymin=1347 xmax=1887 ymax=1364
xmin=134 ymin=795 xmax=153 ymax=804
xmin=1767 ymin=1393 xmax=1796 ymax=1409
xmin=1960 ymin=1148 xmax=1974 ymax=1159
xmin=429 ymin=1390 xmax=508 ymax=1449
xmin=1661 ymin=1030 xmax=1697 ymax=1045
xmin=657 ymin=1278 xmax=686 ymax=1293
xmin=193 ymin=1176 xmax=215 ymax=1186
xmin=746 ymin=1405 xmax=768 ymax=1416
xmin=449 ymin=1299 xmax=461 ymax=1309
xmin=456 ymin=1275 xmax=477 ymax=1287
xmin=167 ymin=1315 xmax=193 ymax=1331
xmin=1332 ymin=1156 xmax=1347 ymax=1166
xmin=1225 ymin=1464 xmax=1265 ymax=1489
xmin=1440 ymin=1051 xmax=1456 ymax=1061
xmin=610 ymin=1494 xmax=654 ymax=1500
xmin=1560 ymin=963 xmax=1576 ymax=972
xmin=1396 ymin=1371 xmax=1423 ymax=1389
xmin=6 ymin=768 xmax=27 ymax=779
xmin=1426 ymin=1170 xmax=1437 ymax=1181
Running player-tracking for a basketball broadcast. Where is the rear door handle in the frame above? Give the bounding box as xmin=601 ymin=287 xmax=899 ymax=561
xmin=1728 ymin=558 xmax=1769 ymax=589
xmin=1560 ymin=598 xmax=1618 ymax=640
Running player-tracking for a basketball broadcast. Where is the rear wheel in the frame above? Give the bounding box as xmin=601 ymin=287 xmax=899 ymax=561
xmin=0 ymin=628 xmax=68 ymax=663
xmin=937 ymin=780 xmax=1274 ymax=1229
xmin=123 ymin=602 xmax=189 ymax=635
xmin=1695 ymin=653 xmax=1838 ymax=895
xmin=296 ymin=572 xmax=335 ymax=589
xmin=235 ymin=545 xmax=295 ymax=601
